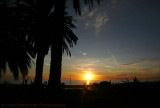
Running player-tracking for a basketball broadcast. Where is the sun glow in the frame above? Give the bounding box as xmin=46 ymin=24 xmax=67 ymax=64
xmin=85 ymin=74 xmax=92 ymax=85
xmin=85 ymin=74 xmax=92 ymax=80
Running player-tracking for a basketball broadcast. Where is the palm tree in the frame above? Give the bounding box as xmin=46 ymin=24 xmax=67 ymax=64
xmin=32 ymin=29 xmax=50 ymax=86
xmin=21 ymin=0 xmax=100 ymax=87
xmin=48 ymin=0 xmax=100 ymax=89
xmin=48 ymin=13 xmax=78 ymax=89
xmin=29 ymin=0 xmax=55 ymax=86
xmin=0 ymin=0 xmax=35 ymax=80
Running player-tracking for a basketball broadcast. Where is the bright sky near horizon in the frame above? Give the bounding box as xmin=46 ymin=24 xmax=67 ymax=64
xmin=1 ymin=0 xmax=160 ymax=82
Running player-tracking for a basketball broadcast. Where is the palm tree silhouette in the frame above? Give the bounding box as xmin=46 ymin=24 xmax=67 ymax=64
xmin=47 ymin=0 xmax=100 ymax=89
xmin=0 ymin=0 xmax=35 ymax=79
xmin=48 ymin=7 xmax=78 ymax=89
xmin=0 ymin=39 xmax=33 ymax=80
xmin=29 ymin=0 xmax=54 ymax=86
xmin=30 ymin=0 xmax=78 ymax=87
xmin=31 ymin=0 xmax=76 ymax=86
xmin=0 ymin=0 xmax=100 ymax=86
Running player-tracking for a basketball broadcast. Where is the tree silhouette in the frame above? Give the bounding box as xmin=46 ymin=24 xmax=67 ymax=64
xmin=0 ymin=0 xmax=35 ymax=79
xmin=48 ymin=8 xmax=78 ymax=89
xmin=0 ymin=0 xmax=101 ymax=87
xmin=48 ymin=0 xmax=100 ymax=89
xmin=31 ymin=0 xmax=100 ymax=87
xmin=28 ymin=0 xmax=55 ymax=86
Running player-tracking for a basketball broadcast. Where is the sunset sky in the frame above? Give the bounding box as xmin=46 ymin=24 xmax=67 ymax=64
xmin=1 ymin=0 xmax=160 ymax=83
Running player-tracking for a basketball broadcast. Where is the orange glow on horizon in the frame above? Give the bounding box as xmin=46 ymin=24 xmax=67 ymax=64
xmin=2 ymin=66 xmax=160 ymax=82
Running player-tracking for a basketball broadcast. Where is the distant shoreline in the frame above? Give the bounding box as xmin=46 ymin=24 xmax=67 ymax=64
xmin=1 ymin=79 xmax=160 ymax=85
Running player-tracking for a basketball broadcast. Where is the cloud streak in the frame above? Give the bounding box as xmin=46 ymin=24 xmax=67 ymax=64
xmin=120 ymin=59 xmax=155 ymax=66
xmin=105 ymin=65 xmax=112 ymax=68
xmin=107 ymin=48 xmax=119 ymax=67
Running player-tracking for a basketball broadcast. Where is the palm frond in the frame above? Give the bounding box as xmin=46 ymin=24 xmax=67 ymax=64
xmin=73 ymin=0 xmax=101 ymax=15
xmin=0 ymin=39 xmax=32 ymax=80
xmin=73 ymin=0 xmax=81 ymax=15
xmin=62 ymin=39 xmax=71 ymax=57
xmin=62 ymin=13 xmax=78 ymax=57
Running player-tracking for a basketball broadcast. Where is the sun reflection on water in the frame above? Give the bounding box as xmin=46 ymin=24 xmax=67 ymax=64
xmin=87 ymin=80 xmax=90 ymax=85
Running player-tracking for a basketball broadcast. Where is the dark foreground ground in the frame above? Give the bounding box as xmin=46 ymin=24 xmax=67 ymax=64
xmin=0 ymin=81 xmax=160 ymax=108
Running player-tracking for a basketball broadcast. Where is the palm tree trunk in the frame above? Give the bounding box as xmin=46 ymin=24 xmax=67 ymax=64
xmin=48 ymin=43 xmax=62 ymax=89
xmin=48 ymin=0 xmax=65 ymax=89
xmin=34 ymin=52 xmax=45 ymax=86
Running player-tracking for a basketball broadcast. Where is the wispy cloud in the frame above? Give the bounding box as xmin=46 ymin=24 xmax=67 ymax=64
xmin=82 ymin=52 xmax=87 ymax=56
xmin=107 ymin=48 xmax=119 ymax=67
xmin=71 ymin=66 xmax=83 ymax=70
xmin=78 ymin=5 xmax=109 ymax=35
xmin=105 ymin=65 xmax=112 ymax=68
xmin=71 ymin=65 xmax=95 ymax=72
xmin=120 ymin=62 xmax=140 ymax=66
xmin=76 ymin=0 xmax=131 ymax=36
xmin=120 ymin=59 xmax=155 ymax=66
xmin=94 ymin=13 xmax=109 ymax=35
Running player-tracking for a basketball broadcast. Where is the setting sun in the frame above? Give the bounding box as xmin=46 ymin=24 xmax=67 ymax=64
xmin=85 ymin=74 xmax=92 ymax=80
